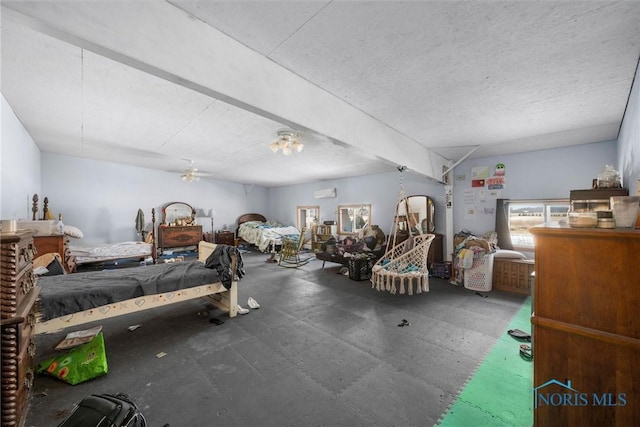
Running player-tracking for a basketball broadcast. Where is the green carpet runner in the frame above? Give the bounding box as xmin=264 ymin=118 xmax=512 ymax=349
xmin=436 ymin=297 xmax=533 ymax=427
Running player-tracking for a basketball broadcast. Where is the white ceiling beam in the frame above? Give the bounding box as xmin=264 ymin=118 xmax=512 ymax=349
xmin=2 ymin=1 xmax=449 ymax=181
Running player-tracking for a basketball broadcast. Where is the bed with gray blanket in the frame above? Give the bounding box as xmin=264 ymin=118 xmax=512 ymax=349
xmin=35 ymin=241 xmax=239 ymax=334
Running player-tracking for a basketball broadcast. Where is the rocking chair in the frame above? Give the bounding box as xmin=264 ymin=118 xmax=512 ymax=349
xmin=278 ymin=227 xmax=310 ymax=268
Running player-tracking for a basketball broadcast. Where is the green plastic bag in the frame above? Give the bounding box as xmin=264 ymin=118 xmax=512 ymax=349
xmin=38 ymin=332 xmax=109 ymax=385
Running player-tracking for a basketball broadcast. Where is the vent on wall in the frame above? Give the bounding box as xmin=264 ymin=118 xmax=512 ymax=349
xmin=314 ymin=188 xmax=336 ymax=199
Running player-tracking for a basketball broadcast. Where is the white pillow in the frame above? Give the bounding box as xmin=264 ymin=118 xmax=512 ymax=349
xmin=63 ymin=225 xmax=84 ymax=239
xmin=494 ymin=249 xmax=526 ymax=259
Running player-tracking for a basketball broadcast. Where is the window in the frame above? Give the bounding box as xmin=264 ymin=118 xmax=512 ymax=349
xmin=338 ymin=204 xmax=371 ymax=235
xmin=296 ymin=206 xmax=319 ymax=230
xmin=508 ymin=200 xmax=569 ymax=248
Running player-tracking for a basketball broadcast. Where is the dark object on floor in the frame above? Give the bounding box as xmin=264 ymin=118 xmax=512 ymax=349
xmin=57 ymin=393 xmax=147 ymax=427
xmin=508 ymin=329 xmax=531 ymax=342
xmin=475 ymin=291 xmax=488 ymax=298
xmin=209 ymin=317 xmax=225 ymax=325
xmin=398 ymin=319 xmax=410 ymax=327
xmin=519 ymin=344 xmax=533 ymax=361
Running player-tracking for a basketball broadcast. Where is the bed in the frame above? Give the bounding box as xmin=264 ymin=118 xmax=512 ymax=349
xmin=69 ymin=241 xmax=154 ymax=266
xmin=66 ymin=208 xmax=158 ymax=268
xmin=35 ymin=241 xmax=239 ymax=334
xmin=25 ymin=195 xmax=159 ymax=269
xmin=236 ymin=213 xmax=301 ymax=261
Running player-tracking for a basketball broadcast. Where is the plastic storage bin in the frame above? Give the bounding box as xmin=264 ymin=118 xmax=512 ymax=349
xmin=348 ymin=257 xmax=375 ymax=281
xmin=463 ymin=252 xmax=494 ymax=292
xmin=431 ymin=261 xmax=451 ymax=279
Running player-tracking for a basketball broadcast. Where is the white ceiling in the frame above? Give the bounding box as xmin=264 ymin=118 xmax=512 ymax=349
xmin=1 ymin=1 xmax=638 ymax=187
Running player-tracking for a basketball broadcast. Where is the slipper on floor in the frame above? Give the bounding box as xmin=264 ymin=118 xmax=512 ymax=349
xmin=237 ymin=305 xmax=249 ymax=315
xmin=248 ymin=297 xmax=260 ymax=309
xmin=508 ymin=329 xmax=531 ymax=341
xmin=209 ymin=317 xmax=225 ymax=325
xmin=398 ymin=319 xmax=410 ymax=327
xmin=519 ymin=344 xmax=533 ymax=361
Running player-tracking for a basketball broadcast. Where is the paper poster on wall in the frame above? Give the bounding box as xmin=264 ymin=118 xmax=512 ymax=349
xmin=471 ymin=179 xmax=485 ymax=188
xmin=478 ymin=189 xmax=486 ymax=201
xmin=479 ymin=207 xmax=495 ymax=215
xmin=464 ymin=204 xmax=476 ymax=219
xmin=472 ymin=166 xmax=490 ymax=179
xmin=464 ymin=189 xmax=475 ymax=203
xmin=486 ymin=176 xmax=505 ymax=190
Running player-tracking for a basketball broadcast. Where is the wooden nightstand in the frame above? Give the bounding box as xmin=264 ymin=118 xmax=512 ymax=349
xmin=215 ymin=231 xmax=236 ymax=246
xmin=33 ymin=234 xmax=76 ymax=273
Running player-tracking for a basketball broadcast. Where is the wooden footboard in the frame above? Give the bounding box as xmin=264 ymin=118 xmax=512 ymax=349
xmin=35 ymin=241 xmax=238 ymax=334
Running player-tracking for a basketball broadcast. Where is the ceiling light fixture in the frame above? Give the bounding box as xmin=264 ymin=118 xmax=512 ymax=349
xmin=181 ymin=167 xmax=200 ymax=182
xmin=181 ymin=171 xmax=200 ymax=182
xmin=269 ymin=130 xmax=303 ymax=156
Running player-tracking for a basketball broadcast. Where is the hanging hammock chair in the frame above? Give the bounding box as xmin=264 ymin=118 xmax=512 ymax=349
xmin=370 ymin=167 xmax=436 ymax=295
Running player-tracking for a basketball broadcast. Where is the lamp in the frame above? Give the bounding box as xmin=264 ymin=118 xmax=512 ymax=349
xmin=269 ymin=130 xmax=303 ymax=156
xmin=208 ymin=209 xmax=216 ymax=235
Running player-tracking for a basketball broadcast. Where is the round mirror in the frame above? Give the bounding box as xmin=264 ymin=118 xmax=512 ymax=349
xmin=162 ymin=202 xmax=195 ymax=225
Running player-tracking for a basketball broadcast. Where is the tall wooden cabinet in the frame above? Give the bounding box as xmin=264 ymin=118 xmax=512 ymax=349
xmin=530 ymin=224 xmax=639 ymax=426
xmin=1 ymin=231 xmax=39 ymax=427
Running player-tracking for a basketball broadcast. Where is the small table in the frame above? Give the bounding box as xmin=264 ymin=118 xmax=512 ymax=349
xmin=315 ymin=249 xmax=384 ymax=268
xmin=315 ymin=251 xmax=349 ymax=268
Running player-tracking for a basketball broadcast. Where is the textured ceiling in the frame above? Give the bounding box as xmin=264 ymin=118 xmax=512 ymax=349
xmin=1 ymin=1 xmax=638 ymax=187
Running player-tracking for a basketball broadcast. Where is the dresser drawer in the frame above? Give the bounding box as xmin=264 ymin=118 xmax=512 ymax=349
xmin=1 ymin=238 xmax=36 ymax=277
xmin=0 ymin=337 xmax=34 ymax=427
xmin=215 ymin=231 xmax=236 ymax=246
xmin=1 ymin=270 xmax=37 ymax=319
xmin=158 ymin=225 xmax=202 ymax=249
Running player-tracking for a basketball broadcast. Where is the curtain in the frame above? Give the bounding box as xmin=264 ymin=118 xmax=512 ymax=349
xmin=495 ymin=199 xmax=513 ymax=250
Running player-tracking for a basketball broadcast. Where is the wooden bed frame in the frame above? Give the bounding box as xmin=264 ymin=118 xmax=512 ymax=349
xmin=236 ymin=213 xmax=282 ymax=262
xmin=71 ymin=208 xmax=158 ymax=269
xmin=35 ymin=241 xmax=238 ymax=334
xmin=30 ymin=194 xmax=160 ymax=268
xmin=235 ymin=213 xmax=267 ymax=245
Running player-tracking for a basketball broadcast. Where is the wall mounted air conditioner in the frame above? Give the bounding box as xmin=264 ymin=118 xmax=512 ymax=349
xmin=314 ymin=188 xmax=336 ymax=199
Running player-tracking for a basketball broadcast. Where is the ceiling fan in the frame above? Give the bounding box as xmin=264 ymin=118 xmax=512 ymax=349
xmin=180 ymin=160 xmax=211 ymax=182
xmin=269 ymin=129 xmax=304 ymax=155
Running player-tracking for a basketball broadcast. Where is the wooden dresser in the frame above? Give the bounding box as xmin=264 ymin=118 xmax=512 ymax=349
xmin=530 ymin=224 xmax=639 ymax=426
xmin=1 ymin=231 xmax=39 ymax=427
xmin=215 ymin=230 xmax=235 ymax=246
xmin=427 ymin=233 xmax=444 ymax=266
xmin=33 ymin=234 xmax=76 ymax=273
xmin=157 ymin=225 xmax=203 ymax=253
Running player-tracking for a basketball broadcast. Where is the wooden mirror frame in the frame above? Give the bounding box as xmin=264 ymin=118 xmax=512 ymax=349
xmin=162 ymin=201 xmax=196 ymax=226
xmin=338 ymin=204 xmax=371 ymax=235
xmin=396 ymin=195 xmax=435 ymax=234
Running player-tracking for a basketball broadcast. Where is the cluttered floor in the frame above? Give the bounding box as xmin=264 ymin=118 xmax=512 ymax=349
xmin=26 ymin=248 xmax=532 ymax=427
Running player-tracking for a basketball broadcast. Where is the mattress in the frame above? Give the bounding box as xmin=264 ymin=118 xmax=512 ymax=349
xmin=37 ymin=261 xmax=220 ymax=321
xmin=68 ymin=241 xmax=152 ymax=264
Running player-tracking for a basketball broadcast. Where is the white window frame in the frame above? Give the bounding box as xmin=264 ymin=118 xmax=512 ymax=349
xmin=507 ymin=199 xmax=569 ymax=250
